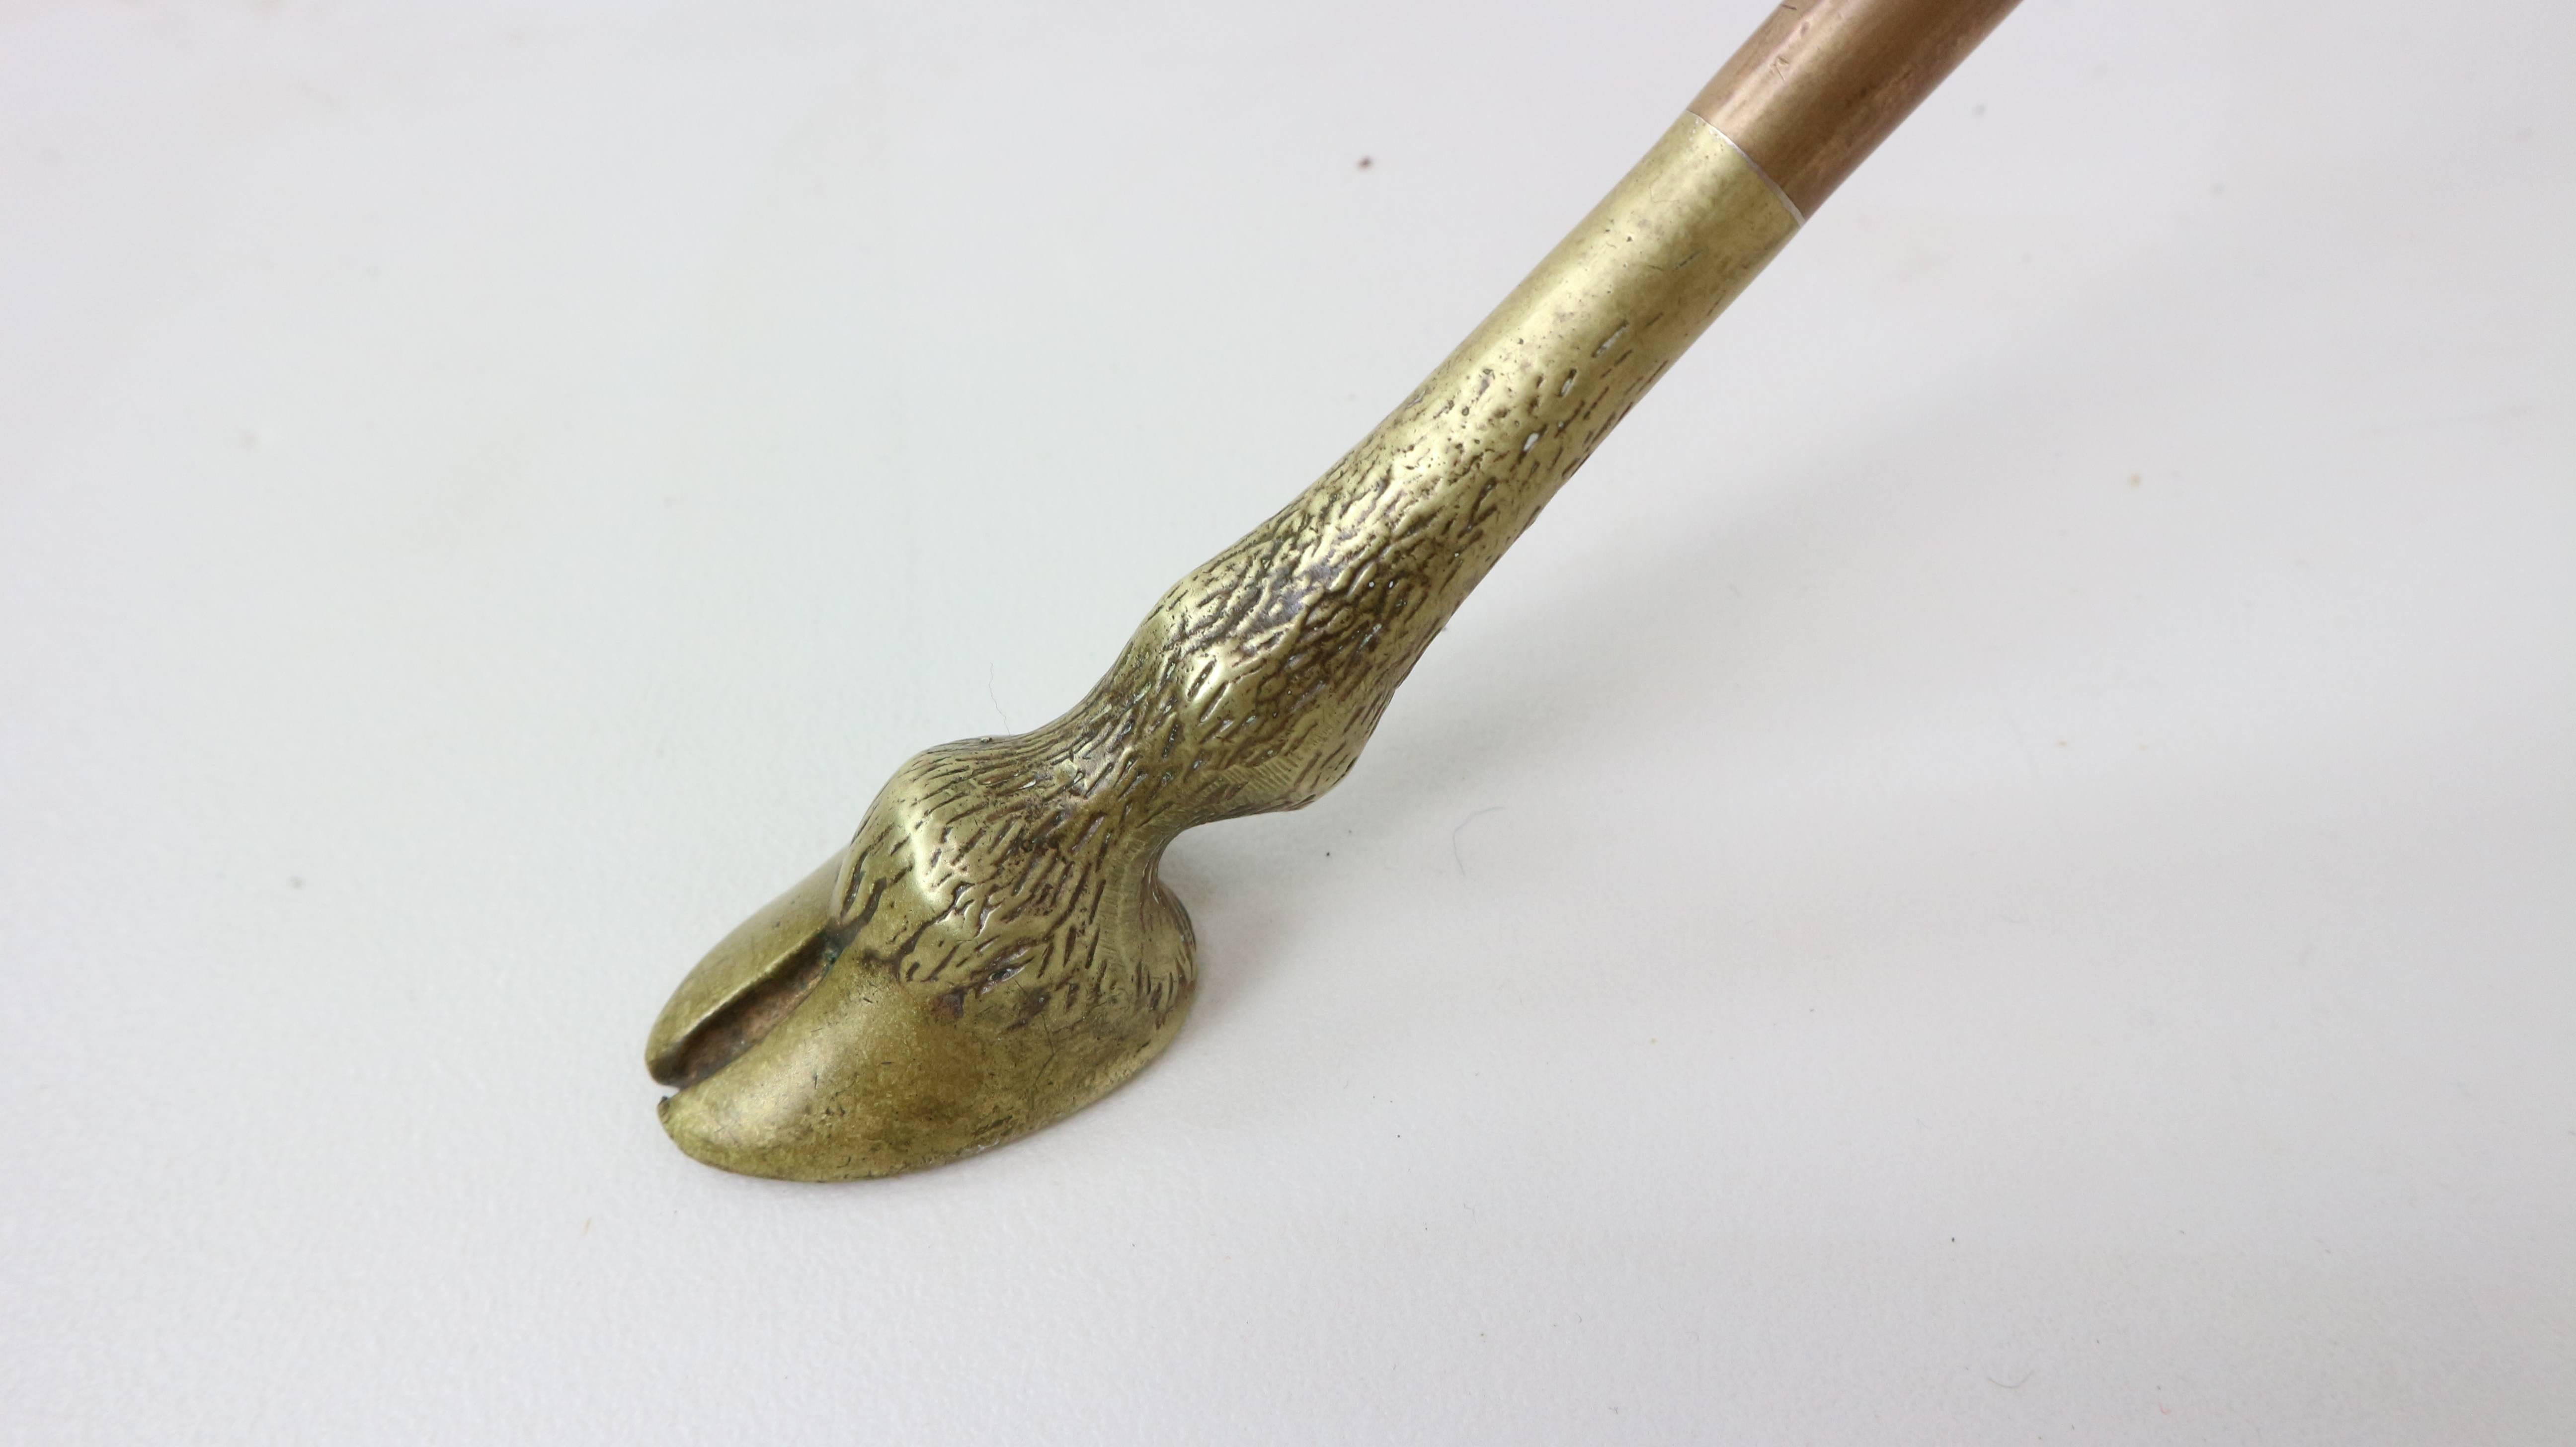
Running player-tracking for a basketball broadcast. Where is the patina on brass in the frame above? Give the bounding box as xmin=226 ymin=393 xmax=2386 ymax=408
xmin=648 ymin=0 xmax=2025 ymax=1179
xmin=647 ymin=117 xmax=1800 ymax=1179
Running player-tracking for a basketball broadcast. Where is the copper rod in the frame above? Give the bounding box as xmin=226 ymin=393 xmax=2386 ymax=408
xmin=1691 ymin=0 xmax=2023 ymax=216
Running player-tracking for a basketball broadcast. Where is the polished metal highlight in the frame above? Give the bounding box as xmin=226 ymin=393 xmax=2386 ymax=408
xmin=647 ymin=115 xmax=1801 ymax=1179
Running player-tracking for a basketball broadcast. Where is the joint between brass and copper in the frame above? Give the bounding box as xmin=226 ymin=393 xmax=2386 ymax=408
xmin=1687 ymin=112 xmax=1806 ymax=227
xmin=1689 ymin=0 xmax=2023 ymax=216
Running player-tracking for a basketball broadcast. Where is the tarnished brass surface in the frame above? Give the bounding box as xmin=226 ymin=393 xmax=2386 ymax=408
xmin=646 ymin=116 xmax=1800 ymax=1179
xmin=1692 ymin=0 xmax=2022 ymax=215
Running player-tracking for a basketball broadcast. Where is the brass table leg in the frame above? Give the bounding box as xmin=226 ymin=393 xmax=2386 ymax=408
xmin=646 ymin=0 xmax=2022 ymax=1180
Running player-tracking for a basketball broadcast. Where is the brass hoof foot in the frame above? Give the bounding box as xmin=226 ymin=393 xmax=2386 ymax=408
xmin=645 ymin=114 xmax=1806 ymax=1178
xmin=647 ymin=742 xmax=1197 ymax=1180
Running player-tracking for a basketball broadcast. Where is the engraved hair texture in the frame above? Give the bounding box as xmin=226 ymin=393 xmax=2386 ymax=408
xmin=648 ymin=117 xmax=1800 ymax=1179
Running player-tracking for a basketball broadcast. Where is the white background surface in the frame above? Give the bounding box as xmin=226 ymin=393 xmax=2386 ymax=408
xmin=4 ymin=1 xmax=2571 ymax=1441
